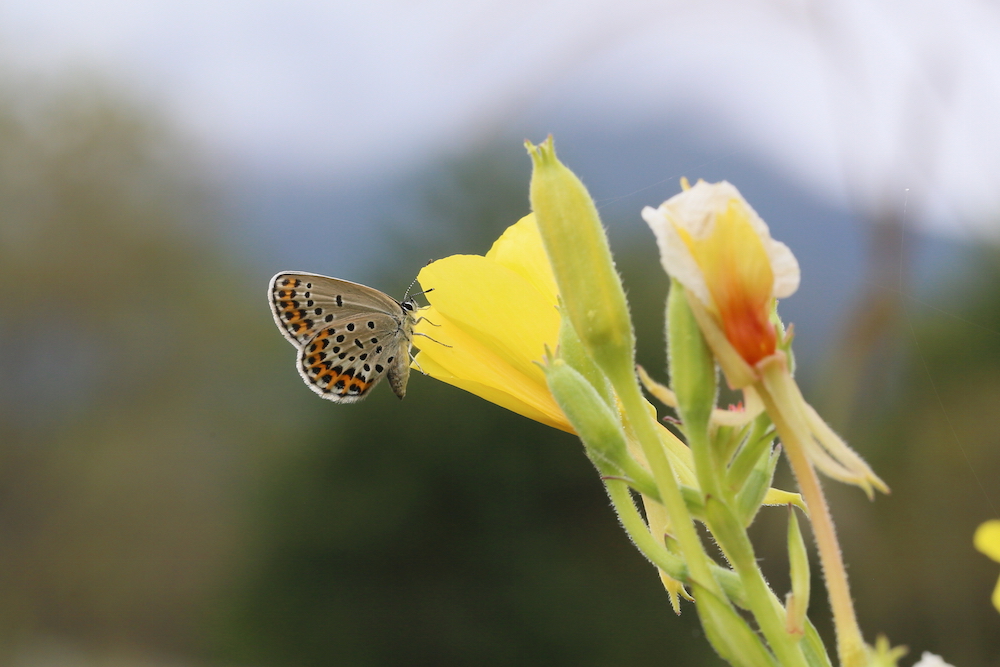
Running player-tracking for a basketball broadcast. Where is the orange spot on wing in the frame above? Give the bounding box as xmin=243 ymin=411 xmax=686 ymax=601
xmin=319 ymin=371 xmax=372 ymax=396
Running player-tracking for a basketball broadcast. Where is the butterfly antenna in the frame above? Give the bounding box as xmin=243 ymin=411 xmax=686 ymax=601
xmin=402 ymin=277 xmax=420 ymax=300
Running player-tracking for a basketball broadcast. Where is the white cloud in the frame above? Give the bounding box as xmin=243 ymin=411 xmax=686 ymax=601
xmin=1 ymin=0 xmax=998 ymax=237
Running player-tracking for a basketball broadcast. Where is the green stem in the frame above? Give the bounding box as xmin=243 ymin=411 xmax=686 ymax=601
xmin=688 ymin=427 xmax=810 ymax=667
xmin=616 ymin=377 xmax=722 ymax=597
xmin=604 ymin=479 xmax=747 ymax=611
xmin=605 ymin=479 xmax=686 ymax=575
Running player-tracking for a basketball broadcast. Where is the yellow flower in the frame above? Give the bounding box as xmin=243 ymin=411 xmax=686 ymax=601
xmin=412 ymin=214 xmax=570 ymax=432
xmin=974 ymin=519 xmax=1000 ymax=612
xmin=643 ymin=179 xmax=887 ymax=498
xmin=642 ymin=178 xmax=799 ymax=386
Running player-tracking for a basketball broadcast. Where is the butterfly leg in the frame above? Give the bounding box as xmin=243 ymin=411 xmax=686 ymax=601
xmin=413 ymin=331 xmax=452 ymax=348
xmin=409 ymin=350 xmax=428 ymax=375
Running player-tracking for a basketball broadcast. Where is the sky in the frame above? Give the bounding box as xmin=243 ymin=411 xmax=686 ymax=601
xmin=2 ymin=0 xmax=999 ymax=238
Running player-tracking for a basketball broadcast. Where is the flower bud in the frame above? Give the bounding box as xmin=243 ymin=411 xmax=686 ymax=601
xmin=666 ymin=279 xmax=717 ymax=434
xmin=557 ymin=313 xmax=614 ymax=408
xmin=527 ymin=137 xmax=636 ymax=389
xmin=544 ymin=357 xmax=657 ymax=499
xmin=693 ymin=581 xmax=781 ymax=667
xmin=735 ymin=444 xmax=781 ymax=527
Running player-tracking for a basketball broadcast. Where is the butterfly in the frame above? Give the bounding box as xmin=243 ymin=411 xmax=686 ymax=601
xmin=268 ymin=272 xmax=418 ymax=402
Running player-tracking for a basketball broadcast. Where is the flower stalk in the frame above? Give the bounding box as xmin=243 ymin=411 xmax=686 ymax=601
xmin=758 ymin=372 xmax=867 ymax=667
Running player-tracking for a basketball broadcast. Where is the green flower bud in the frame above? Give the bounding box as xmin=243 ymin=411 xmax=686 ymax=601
xmin=544 ymin=357 xmax=657 ymax=499
xmin=693 ymin=582 xmax=780 ymax=667
xmin=557 ymin=312 xmax=614 ymax=407
xmin=527 ymin=137 xmax=636 ymax=389
xmin=735 ymin=443 xmax=781 ymax=527
xmin=667 ymin=278 xmax=718 ymax=434
xmin=726 ymin=415 xmax=774 ymax=492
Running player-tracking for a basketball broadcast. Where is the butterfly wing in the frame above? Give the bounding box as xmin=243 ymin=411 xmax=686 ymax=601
xmin=296 ymin=312 xmax=408 ymax=402
xmin=268 ymin=271 xmax=403 ymax=347
xmin=268 ymin=271 xmax=414 ymax=402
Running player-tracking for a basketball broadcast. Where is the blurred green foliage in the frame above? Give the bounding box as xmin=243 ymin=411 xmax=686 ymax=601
xmin=831 ymin=248 xmax=1000 ymax=667
xmin=0 ymin=76 xmax=314 ymax=661
xmin=1 ymin=76 xmax=998 ymax=667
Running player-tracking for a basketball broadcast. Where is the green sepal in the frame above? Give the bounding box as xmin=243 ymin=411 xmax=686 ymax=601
xmin=558 ymin=312 xmax=614 ymax=407
xmin=785 ymin=505 xmax=811 ymax=638
xmin=735 ymin=442 xmax=781 ymax=527
xmin=771 ymin=302 xmax=795 ymax=376
xmin=681 ymin=485 xmax=706 ymax=522
xmin=666 ymin=279 xmax=718 ymax=435
xmin=801 ymin=621 xmax=835 ymax=667
xmin=545 ymin=358 xmax=658 ymax=499
xmin=726 ymin=414 xmax=774 ymax=493
xmin=692 ymin=583 xmax=779 ymax=667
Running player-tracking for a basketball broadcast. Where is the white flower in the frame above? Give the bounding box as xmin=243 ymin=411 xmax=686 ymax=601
xmin=913 ymin=652 xmax=955 ymax=667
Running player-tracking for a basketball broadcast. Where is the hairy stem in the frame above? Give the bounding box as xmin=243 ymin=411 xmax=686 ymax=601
xmin=756 ymin=380 xmax=866 ymax=667
xmin=688 ymin=427 xmax=809 ymax=667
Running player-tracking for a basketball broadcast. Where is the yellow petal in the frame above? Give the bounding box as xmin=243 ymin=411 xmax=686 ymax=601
xmin=416 ymin=254 xmax=558 ymax=383
xmin=974 ymin=520 xmax=1000 ymax=562
xmin=484 ymin=213 xmax=558 ymax=306
xmin=413 ymin=236 xmax=568 ymax=430
xmin=415 ymin=344 xmax=569 ymax=431
xmin=761 ymin=488 xmax=807 ymax=514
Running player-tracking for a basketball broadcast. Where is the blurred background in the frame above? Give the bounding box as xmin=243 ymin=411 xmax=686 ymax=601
xmin=0 ymin=1 xmax=998 ymax=665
